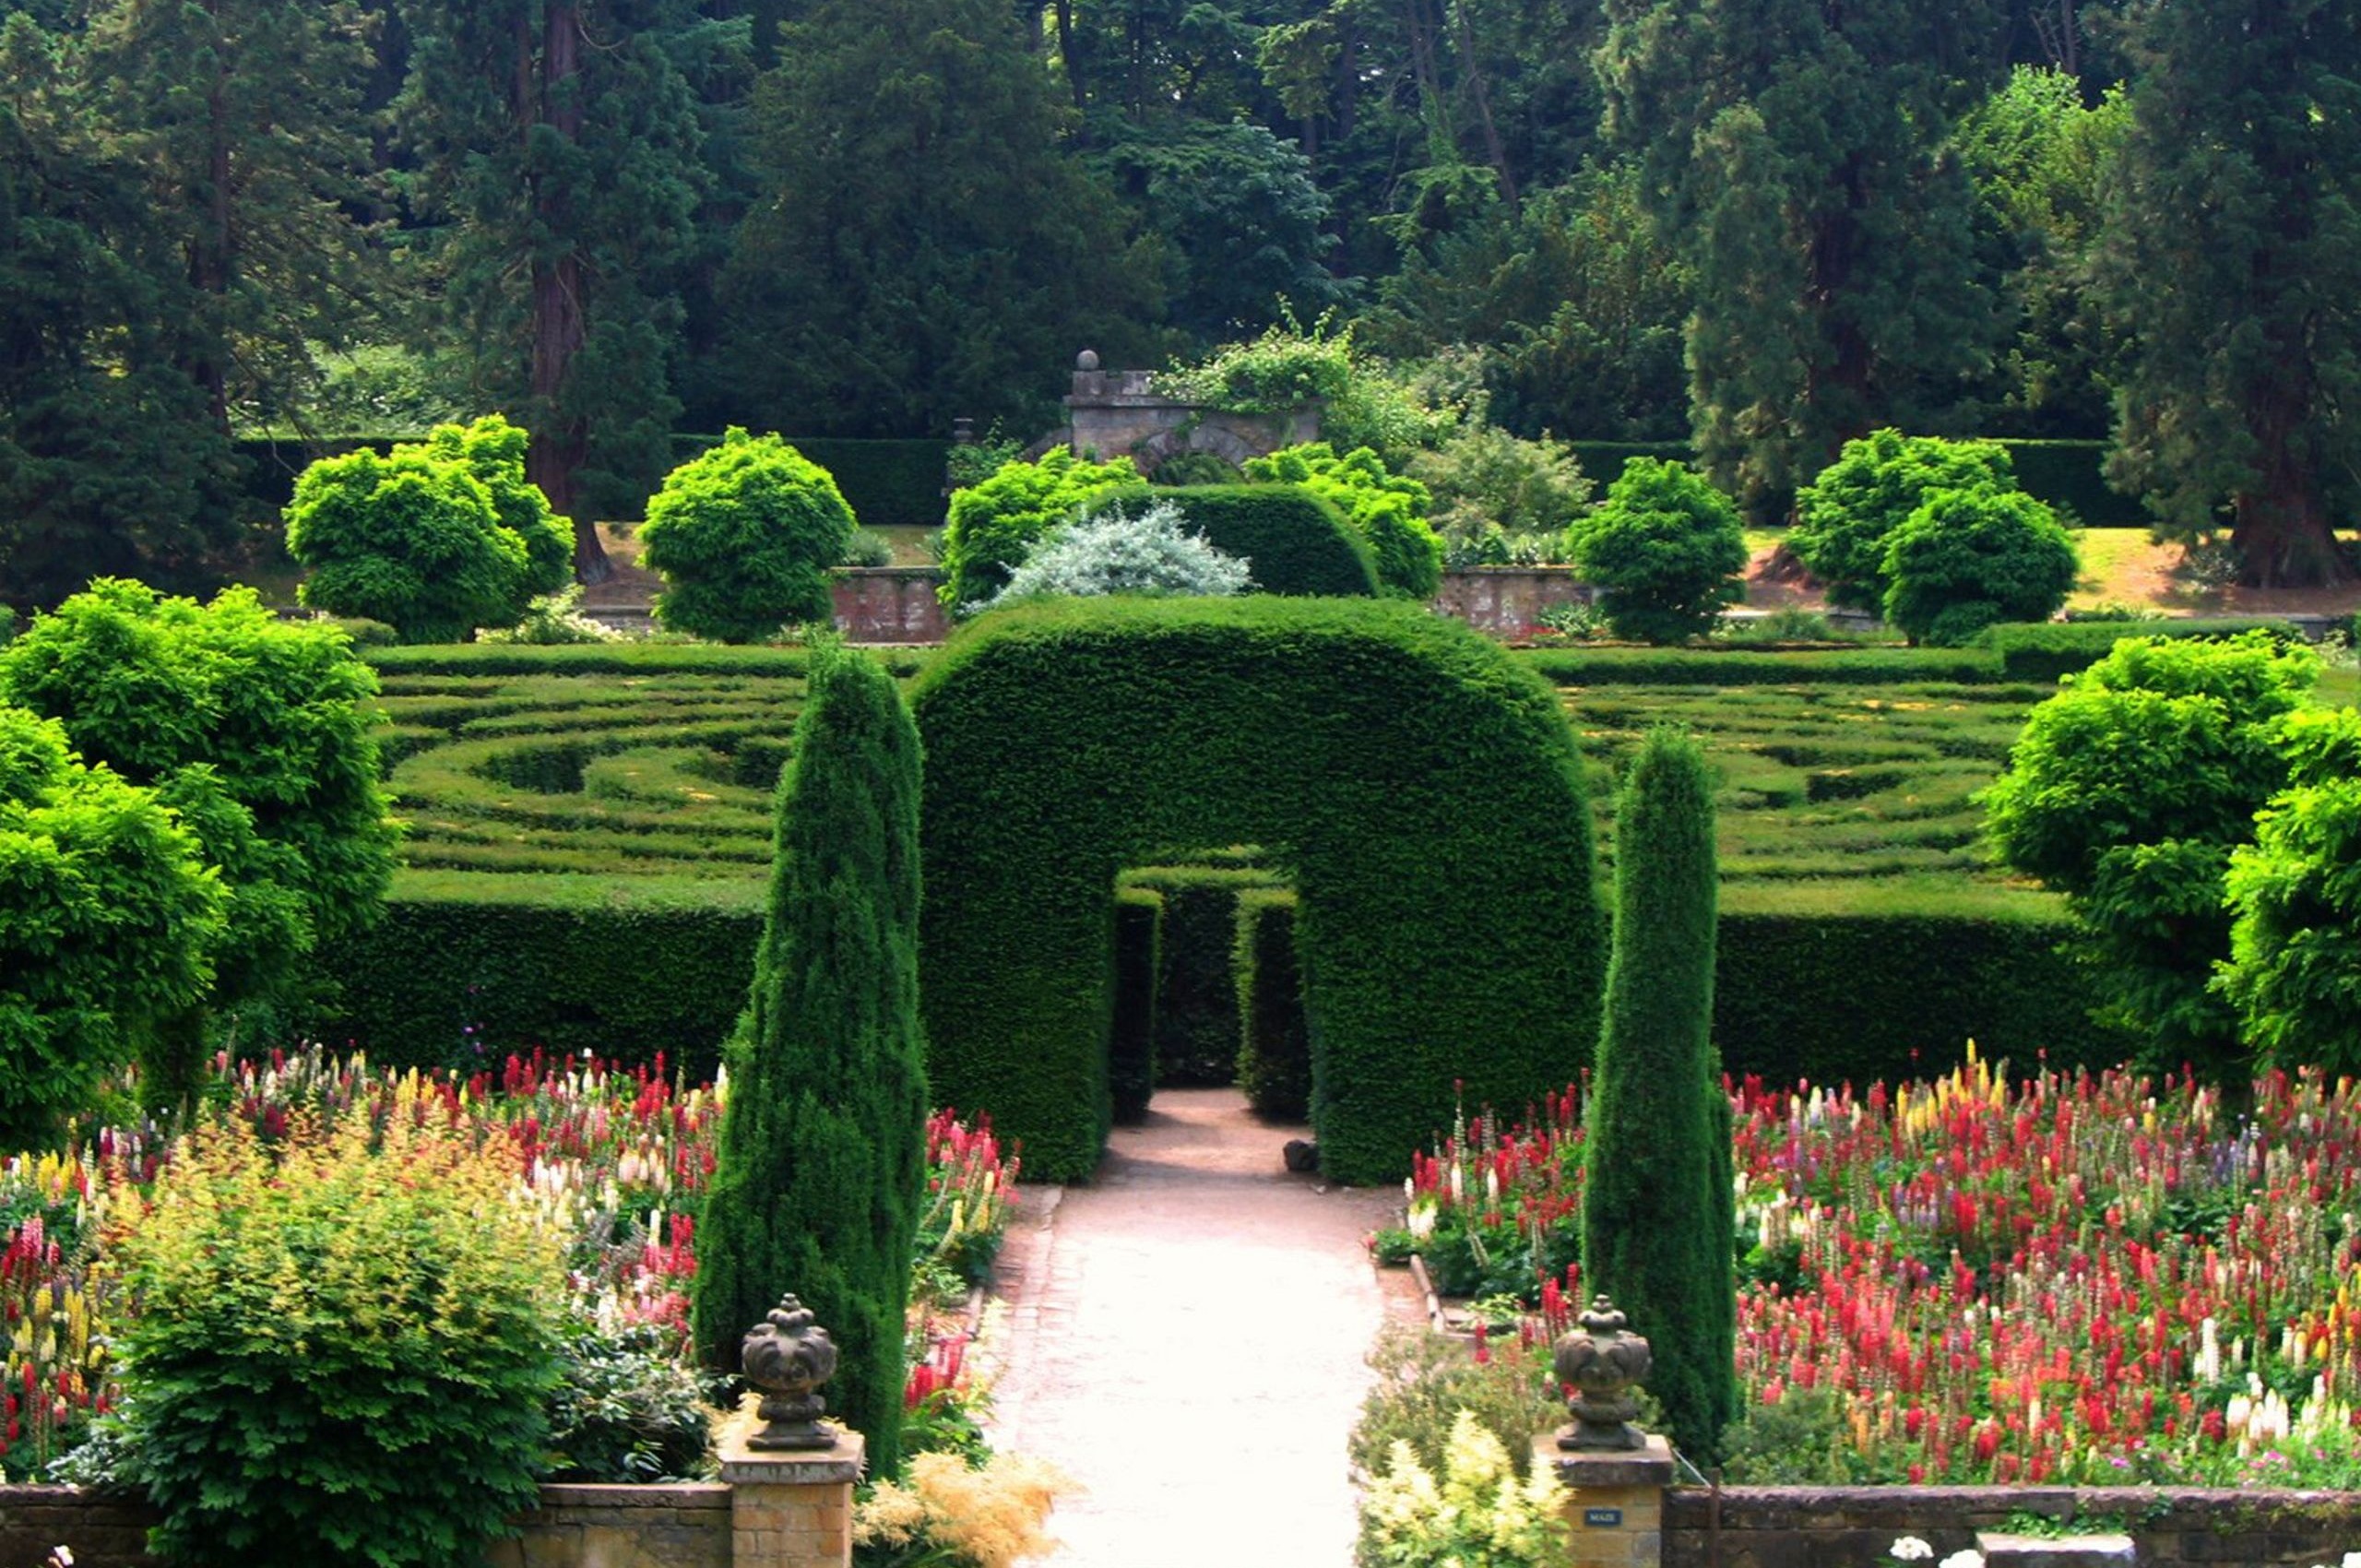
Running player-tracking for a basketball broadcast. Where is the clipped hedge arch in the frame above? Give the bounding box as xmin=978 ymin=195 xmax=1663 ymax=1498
xmin=911 ymin=597 xmax=1605 ymax=1182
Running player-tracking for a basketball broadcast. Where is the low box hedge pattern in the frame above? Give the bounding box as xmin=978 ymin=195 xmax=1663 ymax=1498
xmin=909 ymin=597 xmax=1608 ymax=1183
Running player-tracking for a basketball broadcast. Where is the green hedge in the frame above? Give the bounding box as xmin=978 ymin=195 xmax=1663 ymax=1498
xmin=1714 ymin=888 xmax=2126 ymax=1087
xmin=1109 ymin=888 xmax=1163 ymax=1124
xmin=1566 ymin=442 xmax=1695 ymax=493
xmin=1147 ymin=485 xmax=1379 ymax=597
xmin=1974 ymin=619 xmax=2307 ymax=684
xmin=1996 ymin=440 xmax=2144 ymax=528
xmin=1521 ymin=646 xmax=2004 ymax=685
xmin=1118 ymin=862 xmax=1292 ymax=1088
xmin=672 ymin=436 xmax=949 ymax=529
xmin=307 ymin=873 xmax=764 ymax=1078
xmin=1235 ymin=888 xmax=1310 ymax=1121
xmin=911 ymin=597 xmax=1607 ymax=1183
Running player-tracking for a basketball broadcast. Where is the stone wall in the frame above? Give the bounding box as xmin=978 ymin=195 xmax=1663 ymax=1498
xmin=828 ymin=564 xmax=1597 ymax=643
xmin=831 ymin=567 xmax=948 ymax=643
xmin=1662 ymin=1484 xmax=2361 ymax=1568
xmin=1430 ymin=566 xmax=1594 ymax=636
xmin=1063 ymin=362 xmax=1318 ymax=470
xmin=0 ymin=1483 xmax=731 ymax=1568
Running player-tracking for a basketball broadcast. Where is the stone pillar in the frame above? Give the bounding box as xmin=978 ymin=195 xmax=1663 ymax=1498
xmin=720 ymin=1430 xmax=864 ymax=1568
xmin=1541 ymin=1433 xmax=1671 ymax=1568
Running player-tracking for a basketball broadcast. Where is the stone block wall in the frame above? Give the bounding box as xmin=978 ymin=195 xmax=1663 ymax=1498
xmin=0 ymin=1483 xmax=733 ymax=1568
xmin=1662 ymin=1484 xmax=2361 ymax=1568
xmin=1430 ymin=567 xmax=1594 ymax=636
xmin=831 ymin=567 xmax=948 ymax=643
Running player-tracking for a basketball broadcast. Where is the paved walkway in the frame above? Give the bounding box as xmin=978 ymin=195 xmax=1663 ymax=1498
xmin=976 ymin=1087 xmax=1415 ymax=1567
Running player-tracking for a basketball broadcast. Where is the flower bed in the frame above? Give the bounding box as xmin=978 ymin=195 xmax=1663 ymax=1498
xmin=0 ymin=1047 xmax=1015 ymax=1482
xmin=1382 ymin=1052 xmax=2361 ymax=1485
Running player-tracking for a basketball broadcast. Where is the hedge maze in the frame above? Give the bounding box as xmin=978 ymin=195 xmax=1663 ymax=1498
xmin=322 ymin=632 xmax=2201 ymax=1156
xmin=369 ymin=645 xmax=870 ymax=879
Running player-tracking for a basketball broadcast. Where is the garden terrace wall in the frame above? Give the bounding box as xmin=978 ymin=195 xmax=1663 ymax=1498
xmin=831 ymin=566 xmax=948 ymax=643
xmin=1662 ymin=1483 xmax=2361 ymax=1567
xmin=1433 ymin=566 xmax=1594 ymax=636
xmin=0 ymin=1483 xmax=731 ymax=1568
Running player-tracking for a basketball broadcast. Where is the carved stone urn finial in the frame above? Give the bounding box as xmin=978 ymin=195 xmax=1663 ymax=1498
xmin=741 ymin=1294 xmax=841 ymax=1451
xmin=1553 ymin=1294 xmax=1654 ymax=1451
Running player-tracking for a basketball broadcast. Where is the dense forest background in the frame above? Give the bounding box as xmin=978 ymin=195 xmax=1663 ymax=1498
xmin=1 ymin=0 xmax=2355 ymax=600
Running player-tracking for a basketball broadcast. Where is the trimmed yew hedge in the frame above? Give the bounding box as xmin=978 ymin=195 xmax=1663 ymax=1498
xmin=1712 ymin=889 xmax=2124 ymax=1087
xmin=1150 ymin=485 xmax=1379 ymax=597
xmin=911 ymin=597 xmax=1607 ymax=1183
xmin=1235 ymin=888 xmax=1310 ymax=1121
xmin=1118 ymin=861 xmax=1292 ymax=1087
xmin=1109 ymin=888 xmax=1163 ymax=1124
xmin=307 ymin=873 xmax=764 ymax=1079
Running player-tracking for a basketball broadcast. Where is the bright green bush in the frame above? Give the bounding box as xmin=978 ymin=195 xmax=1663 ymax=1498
xmin=1235 ymin=887 xmax=1310 ymax=1121
xmin=1791 ymin=431 xmax=2016 ymax=612
xmin=2222 ymin=707 xmax=2361 ymax=1071
xmin=638 ymin=428 xmax=858 ymax=642
xmin=1983 ymin=632 xmax=2319 ymax=1075
xmin=424 ymin=414 xmax=573 ymax=600
xmin=1881 ymin=486 xmax=2079 ymax=646
xmin=0 ymin=580 xmax=397 ymax=1099
xmin=693 ymin=641 xmax=928 ymax=1477
xmin=285 ymin=415 xmax=570 ymax=643
xmin=937 ymin=449 xmax=1141 ymax=612
xmin=1147 ymin=484 xmax=1380 ymax=596
xmin=1975 ymin=617 xmax=2303 ymax=683
xmin=1240 ymin=443 xmax=1444 ymax=598
xmin=1582 ymin=730 xmax=1735 ymax=1463
xmin=0 ymin=706 xmax=224 ymax=1148
xmin=1564 ymin=457 xmax=1749 ymax=644
xmin=910 ymin=596 xmax=1602 ymax=1183
xmin=114 ymin=1115 xmax=567 ymax=1568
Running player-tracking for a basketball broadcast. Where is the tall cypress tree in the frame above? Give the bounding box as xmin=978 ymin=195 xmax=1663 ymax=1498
xmin=1581 ymin=727 xmax=1736 ymax=1463
xmin=691 ymin=640 xmax=929 ymax=1477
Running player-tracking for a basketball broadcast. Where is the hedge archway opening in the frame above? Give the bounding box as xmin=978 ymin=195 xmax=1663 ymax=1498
xmin=911 ymin=597 xmax=1605 ymax=1182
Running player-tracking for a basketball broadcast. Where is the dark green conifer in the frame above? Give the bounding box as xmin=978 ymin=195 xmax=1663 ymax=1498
xmin=691 ymin=639 xmax=928 ymax=1476
xmin=1581 ymin=728 xmax=1737 ymax=1463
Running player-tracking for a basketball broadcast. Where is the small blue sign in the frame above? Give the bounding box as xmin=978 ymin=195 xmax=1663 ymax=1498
xmin=1584 ymin=1507 xmax=1623 ymax=1527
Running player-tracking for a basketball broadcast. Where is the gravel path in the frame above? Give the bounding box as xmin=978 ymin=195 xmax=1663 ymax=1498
xmin=976 ymin=1087 xmax=1413 ymax=1567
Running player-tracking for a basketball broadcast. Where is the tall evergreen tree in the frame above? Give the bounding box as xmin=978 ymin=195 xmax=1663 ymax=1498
xmin=716 ymin=0 xmax=1164 ymax=438
xmin=0 ymin=14 xmax=242 ymax=605
xmin=79 ymin=0 xmax=383 ymax=434
xmin=397 ymin=0 xmax=744 ymax=578
xmin=2096 ymin=0 xmax=2361 ymax=587
xmin=1596 ymin=0 xmax=2009 ymax=516
xmin=1581 ymin=728 xmax=1736 ymax=1463
xmin=691 ymin=640 xmax=929 ymax=1477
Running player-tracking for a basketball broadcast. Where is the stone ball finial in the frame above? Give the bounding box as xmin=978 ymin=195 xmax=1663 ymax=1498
xmin=1075 ymin=349 xmax=1101 ymax=371
xmin=741 ymin=1293 xmax=841 ymax=1451
xmin=1554 ymin=1293 xmax=1655 ymax=1451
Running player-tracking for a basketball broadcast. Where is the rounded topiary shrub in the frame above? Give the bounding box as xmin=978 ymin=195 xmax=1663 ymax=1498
xmin=639 ymin=428 xmax=859 ymax=642
xmin=1565 ymin=457 xmax=1748 ymax=644
xmin=1880 ymin=485 xmax=2079 ymax=646
xmin=113 ymin=1114 xmax=566 ymax=1568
